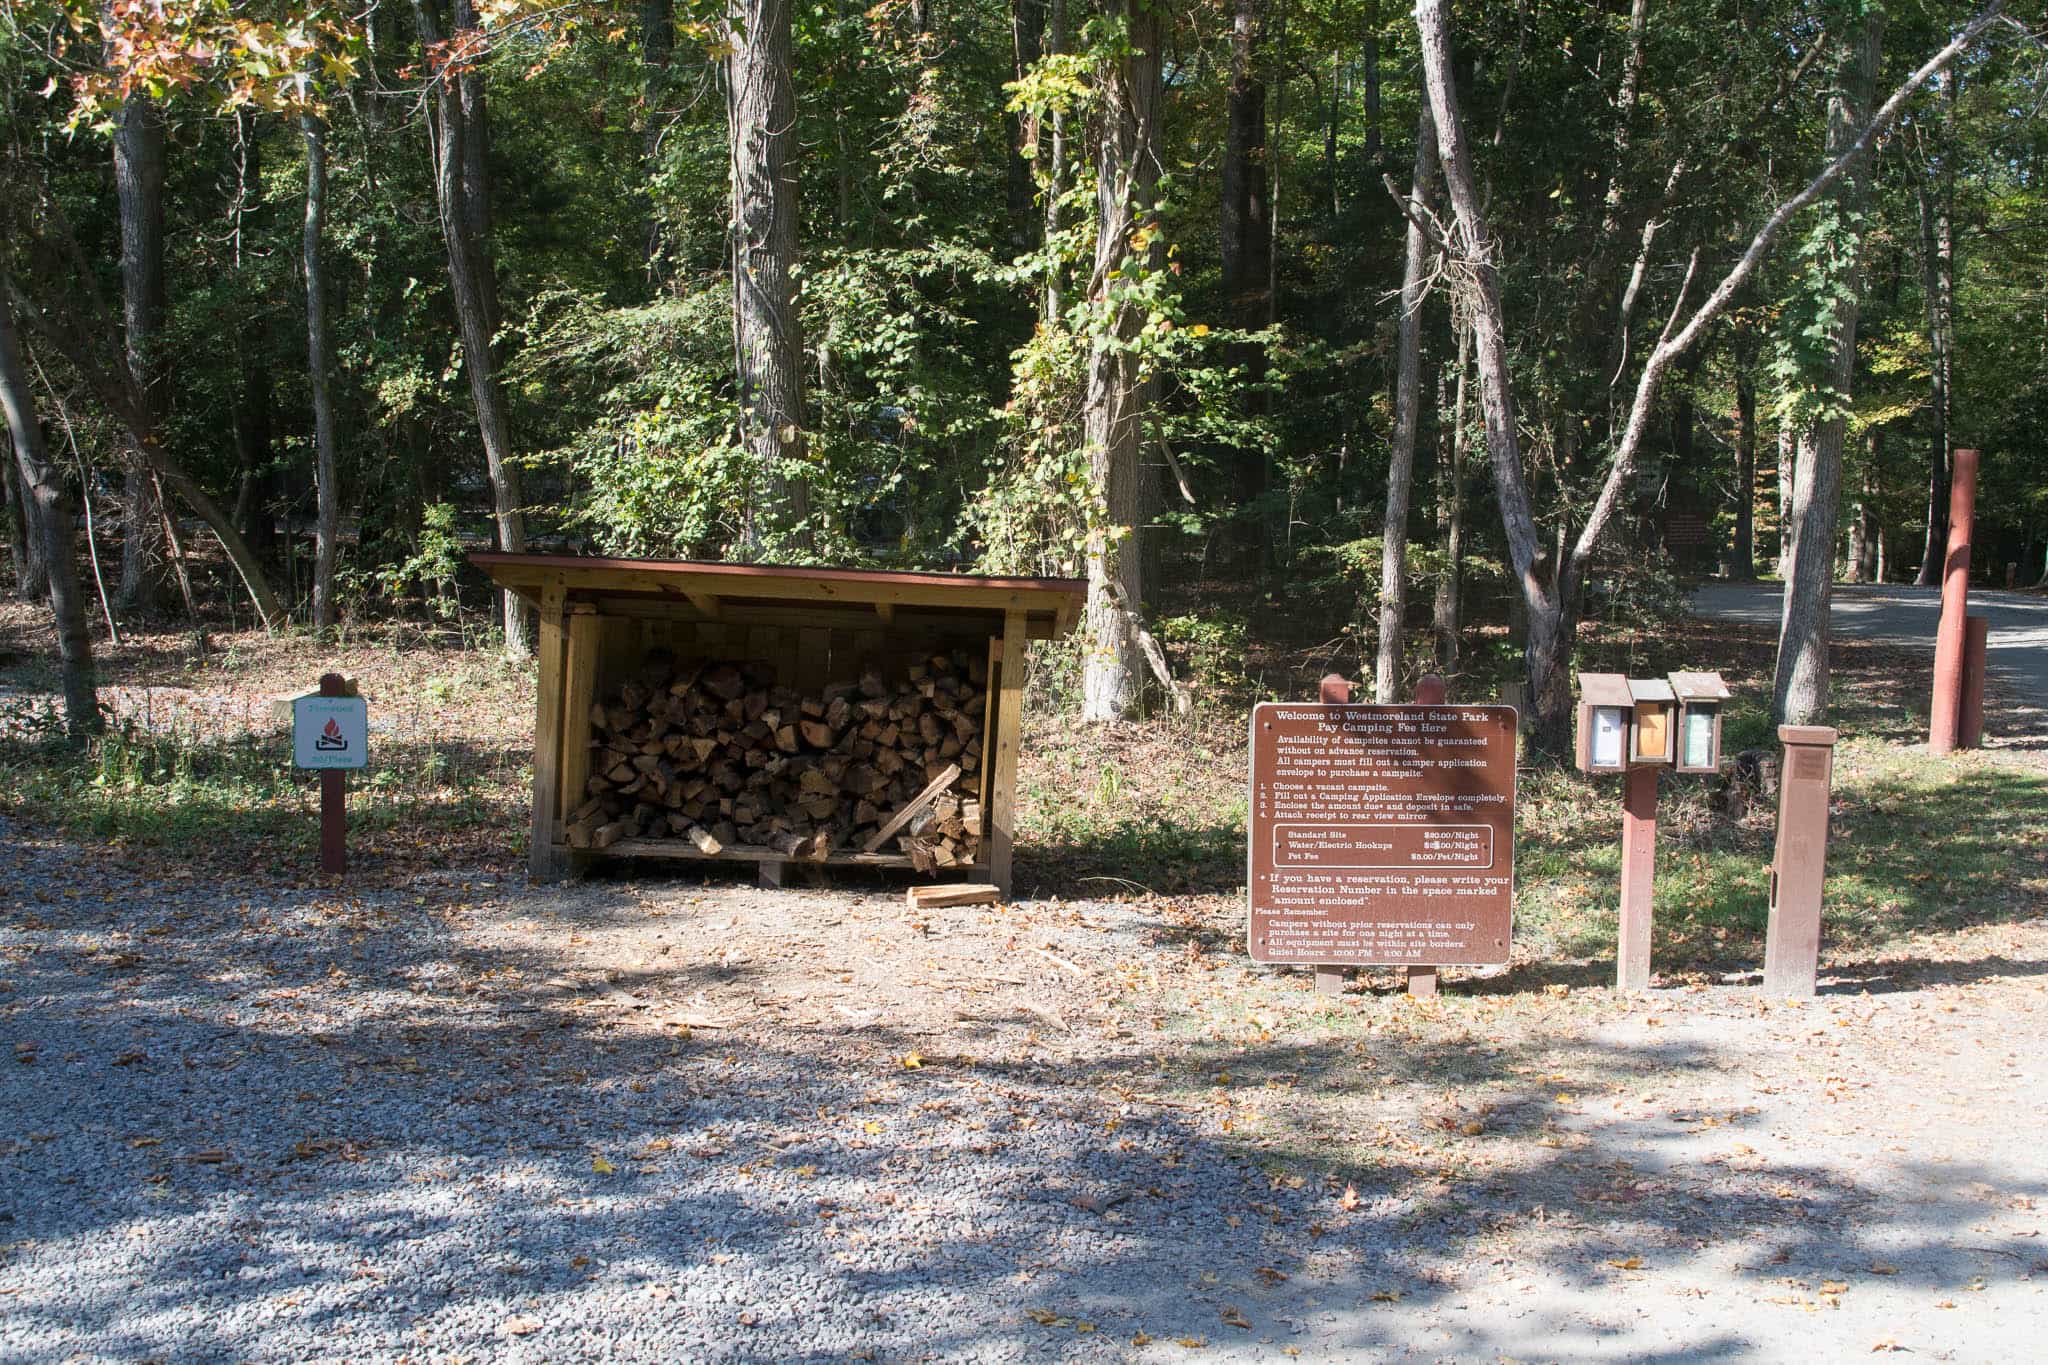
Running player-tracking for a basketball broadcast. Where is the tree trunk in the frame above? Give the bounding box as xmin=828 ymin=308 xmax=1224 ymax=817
xmin=1009 ymin=0 xmax=1045 ymax=238
xmin=727 ymin=0 xmax=811 ymax=550
xmin=1362 ymin=0 xmax=1381 ymax=160
xmin=1774 ymin=12 xmax=1883 ymax=728
xmin=1913 ymin=175 xmax=1953 ymax=585
xmin=414 ymin=0 xmax=531 ymax=653
xmin=1080 ymin=0 xmax=1162 ymax=723
xmin=1432 ymin=312 xmax=1471 ymax=667
xmin=1730 ymin=337 xmax=1758 ymax=580
xmin=303 ymin=112 xmax=341 ymax=633
xmin=1041 ymin=0 xmax=1067 ymax=325
xmin=0 ymin=292 xmax=98 ymax=736
xmin=1415 ymin=0 xmax=1571 ymax=749
xmin=6 ymin=436 xmax=50 ymax=601
xmin=1220 ymin=0 xmax=1270 ymax=325
xmin=1775 ymin=419 xmax=1794 ymax=577
xmin=1377 ymin=101 xmax=1438 ymax=703
xmin=232 ymin=343 xmax=275 ymax=556
xmin=114 ymin=92 xmax=168 ymax=615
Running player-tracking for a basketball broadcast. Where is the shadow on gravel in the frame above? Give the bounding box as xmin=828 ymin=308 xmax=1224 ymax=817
xmin=4 ymin=887 xmax=2042 ymax=1365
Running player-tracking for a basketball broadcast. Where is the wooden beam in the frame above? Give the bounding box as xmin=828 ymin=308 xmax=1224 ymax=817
xmin=528 ymin=584 xmax=568 ymax=880
xmin=685 ymin=590 xmax=720 ymax=618
xmin=602 ymin=838 xmax=915 ymax=869
xmin=875 ymin=601 xmax=895 ymax=625
xmin=559 ymin=608 xmax=601 ymax=858
xmin=862 ymin=763 xmax=963 ymax=852
xmin=987 ymin=608 xmax=1027 ymax=900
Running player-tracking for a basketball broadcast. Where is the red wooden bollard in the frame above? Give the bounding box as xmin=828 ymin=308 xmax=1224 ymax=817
xmin=1929 ymin=448 xmax=1979 ymax=753
xmin=1959 ymin=616 xmax=1988 ymax=751
xmin=318 ymin=673 xmax=348 ymax=876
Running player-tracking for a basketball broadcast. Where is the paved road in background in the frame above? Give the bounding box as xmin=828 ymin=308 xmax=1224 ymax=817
xmin=1692 ymin=581 xmax=2048 ymax=738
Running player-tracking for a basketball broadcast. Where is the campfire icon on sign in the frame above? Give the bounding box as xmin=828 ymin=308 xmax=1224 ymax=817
xmin=315 ymin=717 xmax=349 ymax=752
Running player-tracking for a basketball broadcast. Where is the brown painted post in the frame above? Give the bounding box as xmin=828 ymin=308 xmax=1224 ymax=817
xmin=1407 ymin=671 xmax=1449 ymax=999
xmin=1616 ymin=763 xmax=1657 ymax=991
xmin=1929 ymin=448 xmax=1979 ymax=754
xmin=319 ymin=672 xmax=347 ymax=876
xmin=1764 ymin=725 xmax=1838 ymax=997
xmin=1313 ymin=673 xmax=1353 ymax=997
xmin=1959 ymin=615 xmax=1988 ymax=750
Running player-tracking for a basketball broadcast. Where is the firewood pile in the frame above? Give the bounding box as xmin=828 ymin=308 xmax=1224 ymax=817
xmin=564 ymin=648 xmax=987 ymax=871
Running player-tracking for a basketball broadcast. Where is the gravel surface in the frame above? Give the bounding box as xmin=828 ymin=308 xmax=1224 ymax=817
xmin=5 ymin=813 xmax=2047 ymax=1362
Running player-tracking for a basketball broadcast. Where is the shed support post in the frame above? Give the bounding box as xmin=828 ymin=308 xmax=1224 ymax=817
xmin=529 ymin=583 xmax=568 ymax=881
xmin=560 ymin=606 xmax=600 ymax=872
xmin=988 ymin=607 xmax=1027 ymax=900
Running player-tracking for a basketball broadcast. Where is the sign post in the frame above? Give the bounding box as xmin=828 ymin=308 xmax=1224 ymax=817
xmin=1249 ymin=676 xmax=1517 ymax=997
xmin=292 ymin=673 xmax=367 ymax=875
xmin=1764 ymin=725 xmax=1839 ymax=997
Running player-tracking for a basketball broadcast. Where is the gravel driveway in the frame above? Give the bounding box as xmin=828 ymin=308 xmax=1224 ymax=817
xmin=5 ymin=813 xmax=2046 ymax=1363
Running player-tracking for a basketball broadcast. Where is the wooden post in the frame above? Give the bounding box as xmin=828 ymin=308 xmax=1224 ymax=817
xmin=1929 ymin=448 xmax=1979 ymax=754
xmin=1616 ymin=762 xmax=1657 ymax=991
xmin=318 ymin=672 xmax=346 ymax=876
xmin=1959 ymin=615 xmax=1988 ymax=750
xmin=1764 ymin=725 xmax=1838 ymax=997
xmin=528 ymin=583 xmax=568 ymax=880
xmin=987 ymin=607 xmax=1027 ymax=899
xmin=560 ymin=607 xmax=601 ymax=864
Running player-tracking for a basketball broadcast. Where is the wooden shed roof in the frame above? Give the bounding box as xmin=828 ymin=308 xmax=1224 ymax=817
xmin=472 ymin=553 xmax=1085 ymax=635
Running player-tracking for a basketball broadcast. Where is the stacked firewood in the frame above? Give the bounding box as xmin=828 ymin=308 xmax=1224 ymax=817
xmin=564 ymin=649 xmax=987 ymax=871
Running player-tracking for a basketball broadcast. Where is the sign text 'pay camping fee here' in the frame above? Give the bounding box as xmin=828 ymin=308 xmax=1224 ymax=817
xmin=1248 ymin=702 xmax=1517 ymax=966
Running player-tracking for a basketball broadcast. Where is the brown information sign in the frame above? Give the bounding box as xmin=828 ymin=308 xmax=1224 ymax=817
xmin=1248 ymin=703 xmax=1517 ymax=966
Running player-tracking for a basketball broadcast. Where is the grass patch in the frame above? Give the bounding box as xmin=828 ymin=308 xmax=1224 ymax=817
xmin=0 ymin=715 xmax=525 ymax=877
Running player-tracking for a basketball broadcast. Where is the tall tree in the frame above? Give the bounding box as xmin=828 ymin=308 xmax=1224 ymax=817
xmin=414 ymin=0 xmax=530 ymax=652
xmin=727 ymin=0 xmax=811 ymax=550
xmin=1376 ymin=101 xmax=1437 ymax=703
xmin=0 ymin=289 xmax=98 ymax=736
xmin=1080 ymin=0 xmax=1163 ymax=722
xmin=1220 ymin=0 xmax=1270 ymax=325
xmin=1774 ymin=11 xmax=1884 ymax=727
xmin=1729 ymin=319 xmax=1760 ymax=580
xmin=302 ymin=108 xmax=341 ymax=632
xmin=1416 ymin=0 xmax=1999 ymax=749
xmin=113 ymin=92 xmax=167 ymax=615
xmin=1912 ymin=119 xmax=1955 ymax=585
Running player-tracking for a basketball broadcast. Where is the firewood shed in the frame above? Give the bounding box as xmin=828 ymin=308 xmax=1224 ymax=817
xmin=472 ymin=553 xmax=1084 ymax=896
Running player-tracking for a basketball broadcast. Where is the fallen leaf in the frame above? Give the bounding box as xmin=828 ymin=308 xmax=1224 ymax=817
xmin=1338 ymin=1184 xmax=1362 ymax=1212
xmin=591 ymin=1155 xmax=616 ymax=1174
xmin=1869 ymin=1263 xmax=1900 ymax=1276
xmin=1221 ymin=1307 xmax=1251 ymax=1329
xmin=498 ymin=1315 xmax=541 ymax=1337
xmin=1607 ymin=1256 xmax=1643 ymax=1270
xmin=863 ymin=1121 xmax=883 ymax=1136
xmin=901 ymin=1051 xmax=923 ymax=1069
xmin=1369 ymin=1290 xmax=1404 ymax=1303
xmin=1131 ymin=1332 xmax=1153 ymax=1346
